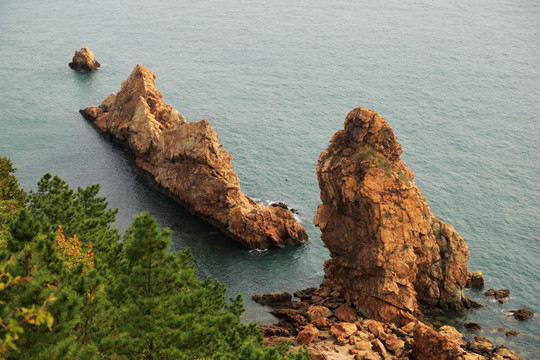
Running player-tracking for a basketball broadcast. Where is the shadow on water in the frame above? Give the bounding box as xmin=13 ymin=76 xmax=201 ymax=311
xmin=71 ymin=70 xmax=97 ymax=87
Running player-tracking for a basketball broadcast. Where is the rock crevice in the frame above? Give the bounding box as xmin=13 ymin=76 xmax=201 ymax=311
xmin=80 ymin=64 xmax=307 ymax=249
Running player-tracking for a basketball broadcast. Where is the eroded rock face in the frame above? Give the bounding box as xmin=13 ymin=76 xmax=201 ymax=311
xmin=80 ymin=64 xmax=307 ymax=249
xmin=314 ymin=107 xmax=470 ymax=324
xmin=69 ymin=46 xmax=101 ymax=71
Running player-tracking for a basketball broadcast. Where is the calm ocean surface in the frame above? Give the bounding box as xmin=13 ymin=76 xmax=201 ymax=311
xmin=1 ymin=0 xmax=538 ymax=356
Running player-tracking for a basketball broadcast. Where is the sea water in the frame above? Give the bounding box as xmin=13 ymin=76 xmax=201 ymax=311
xmin=0 ymin=0 xmax=538 ymax=356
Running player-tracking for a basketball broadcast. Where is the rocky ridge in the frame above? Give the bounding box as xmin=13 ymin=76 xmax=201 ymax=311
xmin=80 ymin=64 xmax=307 ymax=249
xmin=314 ymin=107 xmax=471 ymax=324
xmin=69 ymin=46 xmax=101 ymax=71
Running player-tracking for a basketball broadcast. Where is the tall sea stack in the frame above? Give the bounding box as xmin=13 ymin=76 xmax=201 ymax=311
xmin=314 ymin=107 xmax=469 ymax=324
xmin=80 ymin=64 xmax=307 ymax=249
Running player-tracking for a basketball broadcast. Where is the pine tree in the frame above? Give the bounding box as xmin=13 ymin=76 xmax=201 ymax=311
xmin=0 ymin=157 xmax=27 ymax=249
xmin=0 ymin=162 xmax=308 ymax=359
xmin=103 ymin=213 xmax=308 ymax=359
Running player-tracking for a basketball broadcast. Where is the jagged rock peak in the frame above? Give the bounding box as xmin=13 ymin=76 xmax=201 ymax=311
xmin=69 ymin=46 xmax=101 ymax=72
xmin=314 ymin=107 xmax=470 ymax=324
xmin=80 ymin=64 xmax=307 ymax=249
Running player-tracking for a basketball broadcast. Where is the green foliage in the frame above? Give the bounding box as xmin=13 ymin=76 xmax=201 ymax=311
xmin=0 ymin=158 xmax=26 ymax=206
xmin=0 ymin=158 xmax=27 ymax=250
xmin=103 ymin=213 xmax=305 ymax=359
xmin=397 ymin=169 xmax=410 ymax=187
xmin=0 ymin=159 xmax=307 ymax=359
xmin=0 ymin=257 xmax=55 ymax=360
xmin=380 ymin=125 xmax=395 ymax=143
xmin=28 ymin=174 xmax=121 ymax=268
xmin=355 ymin=145 xmax=391 ymax=175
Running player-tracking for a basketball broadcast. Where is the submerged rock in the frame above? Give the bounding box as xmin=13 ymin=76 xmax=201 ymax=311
xmin=80 ymin=64 xmax=307 ymax=249
xmin=484 ymin=288 xmax=510 ymax=301
xmin=464 ymin=321 xmax=482 ymax=332
xmin=314 ymin=107 xmax=470 ymax=324
xmin=69 ymin=46 xmax=100 ymax=71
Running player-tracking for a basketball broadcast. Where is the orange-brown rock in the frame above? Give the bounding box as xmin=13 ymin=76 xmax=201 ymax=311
xmin=334 ymin=304 xmax=357 ymax=322
xmin=314 ymin=107 xmax=470 ymax=323
xmin=69 ymin=46 xmax=100 ymax=71
xmin=307 ymin=305 xmax=333 ymax=321
xmin=80 ymin=65 xmax=307 ymax=249
xmin=330 ymin=322 xmax=357 ymax=340
xmin=411 ymin=322 xmax=471 ymax=360
xmin=297 ymin=324 xmax=319 ymax=345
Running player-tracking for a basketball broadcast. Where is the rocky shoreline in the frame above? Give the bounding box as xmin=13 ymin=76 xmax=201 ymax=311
xmin=254 ymin=288 xmax=522 ymax=360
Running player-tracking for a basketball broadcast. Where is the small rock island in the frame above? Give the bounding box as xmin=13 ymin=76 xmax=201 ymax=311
xmin=69 ymin=46 xmax=101 ymax=72
xmin=80 ymin=65 xmax=307 ymax=249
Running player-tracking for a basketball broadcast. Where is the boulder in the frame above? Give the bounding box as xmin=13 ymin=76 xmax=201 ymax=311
xmin=80 ymin=65 xmax=307 ymax=249
xmin=466 ymin=336 xmax=493 ymax=356
xmin=412 ymin=322 xmax=471 ymax=360
xmin=484 ymin=288 xmax=510 ymax=300
xmin=307 ymin=305 xmax=332 ymax=320
xmin=384 ymin=333 xmax=405 ymax=353
xmin=330 ymin=322 xmax=357 ymax=340
xmin=365 ymin=319 xmax=387 ymax=340
xmin=334 ymin=304 xmax=357 ymax=322
xmin=510 ymin=308 xmax=534 ymax=320
xmin=464 ymin=321 xmax=482 ymax=332
xmin=492 ymin=345 xmax=519 ymax=360
xmin=311 ymin=317 xmax=328 ymax=329
xmin=372 ymin=338 xmax=387 ymax=358
xmin=297 ymin=324 xmax=319 ymax=345
xmin=69 ymin=46 xmax=100 ymax=71
xmin=353 ymin=339 xmax=372 ymax=351
xmin=466 ymin=271 xmax=484 ymax=289
xmin=314 ymin=107 xmax=469 ymax=324
xmin=439 ymin=325 xmax=465 ymax=346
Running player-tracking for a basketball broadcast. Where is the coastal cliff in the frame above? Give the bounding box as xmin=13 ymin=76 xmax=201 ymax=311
xmin=314 ymin=107 xmax=470 ymax=324
xmin=80 ymin=64 xmax=307 ymax=249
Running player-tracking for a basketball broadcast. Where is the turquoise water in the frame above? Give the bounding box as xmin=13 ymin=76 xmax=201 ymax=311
xmin=1 ymin=0 xmax=538 ymax=356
